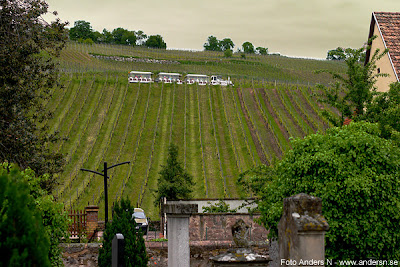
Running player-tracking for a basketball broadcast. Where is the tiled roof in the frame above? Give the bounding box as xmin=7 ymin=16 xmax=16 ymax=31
xmin=371 ymin=12 xmax=400 ymax=80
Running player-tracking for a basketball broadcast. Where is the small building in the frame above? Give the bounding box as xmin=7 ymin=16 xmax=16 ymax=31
xmin=128 ymin=71 xmax=153 ymax=83
xmin=365 ymin=12 xmax=400 ymax=92
xmin=156 ymin=72 xmax=183 ymax=84
xmin=185 ymin=74 xmax=209 ymax=85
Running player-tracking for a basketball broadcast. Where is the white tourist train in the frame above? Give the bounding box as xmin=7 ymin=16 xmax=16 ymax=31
xmin=128 ymin=71 xmax=153 ymax=83
xmin=128 ymin=71 xmax=233 ymax=86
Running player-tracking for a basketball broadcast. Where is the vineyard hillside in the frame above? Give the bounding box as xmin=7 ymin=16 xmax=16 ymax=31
xmin=47 ymin=42 xmax=341 ymax=219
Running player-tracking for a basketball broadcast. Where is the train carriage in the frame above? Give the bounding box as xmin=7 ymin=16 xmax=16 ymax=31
xmin=156 ymin=72 xmax=183 ymax=84
xmin=128 ymin=71 xmax=153 ymax=83
xmin=185 ymin=74 xmax=209 ymax=85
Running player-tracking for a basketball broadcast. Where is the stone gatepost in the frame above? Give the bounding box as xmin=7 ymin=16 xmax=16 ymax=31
xmin=85 ymin=206 xmax=99 ymax=239
xmin=164 ymin=203 xmax=198 ymax=267
xmin=278 ymin=193 xmax=329 ymax=267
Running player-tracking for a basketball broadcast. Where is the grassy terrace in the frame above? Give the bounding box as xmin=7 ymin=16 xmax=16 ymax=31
xmin=44 ymin=42 xmax=342 ymax=219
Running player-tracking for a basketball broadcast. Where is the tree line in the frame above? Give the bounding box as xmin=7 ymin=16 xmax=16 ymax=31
xmin=69 ymin=20 xmax=167 ymax=49
xmin=203 ymin=35 xmax=268 ymax=57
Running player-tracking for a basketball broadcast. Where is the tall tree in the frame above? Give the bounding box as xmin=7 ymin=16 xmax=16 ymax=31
xmin=69 ymin=20 xmax=94 ymax=41
xmin=316 ymin=40 xmax=388 ymax=126
xmin=203 ymin=35 xmax=221 ymax=51
xmin=220 ymin=38 xmax=235 ymax=51
xmin=145 ymin=34 xmax=167 ymax=49
xmin=154 ymin=144 xmax=193 ymax=206
xmin=242 ymin=41 xmax=255 ymax=54
xmin=256 ymin=47 xmax=268 ymax=55
xmin=0 ymin=0 xmax=67 ymax=191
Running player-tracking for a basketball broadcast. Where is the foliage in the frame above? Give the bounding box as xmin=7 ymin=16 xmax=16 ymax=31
xmin=327 ymin=46 xmax=366 ymax=62
xmin=98 ymin=198 xmax=148 ymax=267
xmin=240 ymin=122 xmax=400 ymax=260
xmin=0 ymin=162 xmax=70 ymax=266
xmin=154 ymin=144 xmax=194 ymax=206
xmin=224 ymin=48 xmax=233 ymax=58
xmin=112 ymin=27 xmax=136 ymax=46
xmin=69 ymin=20 xmax=94 ymax=41
xmin=145 ymin=35 xmax=167 ymax=49
xmin=204 ymin=35 xmax=221 ymax=51
xmin=242 ymin=41 xmax=255 ymax=54
xmin=220 ymin=38 xmax=235 ymax=51
xmin=202 ymin=200 xmax=237 ymax=213
xmin=316 ymin=40 xmax=388 ymax=126
xmin=362 ymin=82 xmax=400 ymax=139
xmin=256 ymin=47 xmax=268 ymax=55
xmin=0 ymin=0 xmax=67 ymax=190
xmin=0 ymin=164 xmax=51 ymax=267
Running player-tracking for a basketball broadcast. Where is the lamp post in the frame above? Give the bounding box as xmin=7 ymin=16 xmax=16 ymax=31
xmin=81 ymin=161 xmax=130 ymax=224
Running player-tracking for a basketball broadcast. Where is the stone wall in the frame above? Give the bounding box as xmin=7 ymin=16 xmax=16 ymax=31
xmin=189 ymin=213 xmax=268 ymax=243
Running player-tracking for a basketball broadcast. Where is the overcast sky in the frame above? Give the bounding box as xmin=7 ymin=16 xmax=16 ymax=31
xmin=45 ymin=0 xmax=399 ymax=59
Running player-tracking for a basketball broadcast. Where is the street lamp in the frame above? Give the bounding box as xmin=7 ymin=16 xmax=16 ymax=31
xmin=81 ymin=161 xmax=130 ymax=224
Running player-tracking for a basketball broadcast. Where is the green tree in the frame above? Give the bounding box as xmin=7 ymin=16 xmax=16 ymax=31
xmin=316 ymin=41 xmax=388 ymax=126
xmin=256 ymin=47 xmax=268 ymax=55
xmin=240 ymin=122 xmax=400 ymax=260
xmin=98 ymin=198 xmax=148 ymax=267
xmin=203 ymin=35 xmax=221 ymax=51
xmin=220 ymin=38 xmax=235 ymax=51
xmin=224 ymin=49 xmax=233 ymax=58
xmin=145 ymin=34 xmax=167 ymax=49
xmin=0 ymin=0 xmax=67 ymax=190
xmin=242 ymin=41 xmax=255 ymax=54
xmin=69 ymin=20 xmax=94 ymax=41
xmin=100 ymin=28 xmax=114 ymax=43
xmin=112 ymin=27 xmax=137 ymax=46
xmin=327 ymin=46 xmax=366 ymax=62
xmin=0 ymin=165 xmax=51 ymax=266
xmin=363 ymin=82 xmax=400 ymax=138
xmin=154 ymin=144 xmax=194 ymax=206
xmin=0 ymin=163 xmax=70 ymax=266
xmin=136 ymin=30 xmax=148 ymax=46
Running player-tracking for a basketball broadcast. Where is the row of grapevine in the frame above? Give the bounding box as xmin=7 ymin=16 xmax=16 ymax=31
xmin=44 ymin=72 xmax=339 ymax=218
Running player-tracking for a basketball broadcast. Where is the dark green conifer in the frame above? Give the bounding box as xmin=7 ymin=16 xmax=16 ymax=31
xmin=98 ymin=198 xmax=148 ymax=267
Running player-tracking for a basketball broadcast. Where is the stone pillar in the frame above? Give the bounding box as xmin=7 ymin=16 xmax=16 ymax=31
xmin=164 ymin=203 xmax=198 ymax=267
xmin=85 ymin=206 xmax=99 ymax=239
xmin=278 ymin=193 xmax=329 ymax=267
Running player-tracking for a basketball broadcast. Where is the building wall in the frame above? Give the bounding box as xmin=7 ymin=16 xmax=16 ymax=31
xmin=189 ymin=213 xmax=269 ymax=242
xmin=167 ymin=199 xmax=257 ymax=213
xmin=370 ymin=22 xmax=398 ymax=92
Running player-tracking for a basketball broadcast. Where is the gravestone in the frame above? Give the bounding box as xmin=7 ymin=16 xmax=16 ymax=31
xmin=112 ymin=233 xmax=125 ymax=267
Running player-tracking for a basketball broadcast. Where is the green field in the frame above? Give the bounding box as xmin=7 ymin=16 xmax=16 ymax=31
xmin=47 ymin=42 xmax=341 ymax=219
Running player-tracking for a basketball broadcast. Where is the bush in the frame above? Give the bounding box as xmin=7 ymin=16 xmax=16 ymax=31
xmin=242 ymin=122 xmax=400 ymax=260
xmin=0 ymin=163 xmax=69 ymax=266
xmin=0 ymin=167 xmax=51 ymax=266
xmin=98 ymin=198 xmax=148 ymax=267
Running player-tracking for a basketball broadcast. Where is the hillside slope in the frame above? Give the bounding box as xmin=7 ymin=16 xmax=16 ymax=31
xmin=48 ymin=43 xmax=340 ymax=219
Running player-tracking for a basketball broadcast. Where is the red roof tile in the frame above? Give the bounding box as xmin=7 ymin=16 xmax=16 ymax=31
xmin=372 ymin=12 xmax=400 ymax=80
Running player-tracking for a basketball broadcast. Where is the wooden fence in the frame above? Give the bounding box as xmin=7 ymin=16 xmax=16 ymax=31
xmin=68 ymin=209 xmax=87 ymax=239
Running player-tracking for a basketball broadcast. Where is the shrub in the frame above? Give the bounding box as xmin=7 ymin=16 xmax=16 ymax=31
xmin=0 ymin=167 xmax=51 ymax=266
xmin=242 ymin=122 xmax=400 ymax=260
xmin=98 ymin=198 xmax=148 ymax=267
